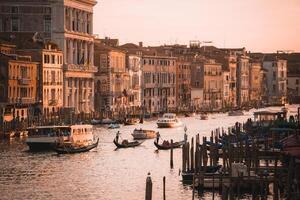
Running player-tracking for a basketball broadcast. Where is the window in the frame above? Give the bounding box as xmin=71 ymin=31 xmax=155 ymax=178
xmin=11 ymin=7 xmax=18 ymax=13
xmin=296 ymin=79 xmax=299 ymax=85
xmin=11 ymin=18 xmax=19 ymax=31
xmin=51 ymin=55 xmax=55 ymax=64
xmin=44 ymin=19 xmax=51 ymax=32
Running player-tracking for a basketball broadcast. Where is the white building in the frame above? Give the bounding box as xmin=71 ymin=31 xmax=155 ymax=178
xmin=127 ymin=54 xmax=142 ymax=113
xmin=263 ymin=56 xmax=287 ymax=104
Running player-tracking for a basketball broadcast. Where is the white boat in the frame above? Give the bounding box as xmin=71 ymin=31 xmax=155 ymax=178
xmin=131 ymin=128 xmax=156 ymax=140
xmin=26 ymin=124 xmax=95 ymax=151
xmin=108 ymin=123 xmax=120 ymax=129
xmin=228 ymin=110 xmax=244 ymax=116
xmin=157 ymin=113 xmax=182 ymax=128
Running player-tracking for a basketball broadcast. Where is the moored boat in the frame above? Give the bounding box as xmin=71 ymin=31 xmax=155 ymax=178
xmin=200 ymin=113 xmax=208 ymax=120
xmin=154 ymin=140 xmax=185 ymax=150
xmin=131 ymin=129 xmax=156 ymax=140
xmin=228 ymin=110 xmax=244 ymax=116
xmin=108 ymin=123 xmax=120 ymax=129
xmin=156 ymin=113 xmax=182 ymax=128
xmin=124 ymin=118 xmax=139 ymax=126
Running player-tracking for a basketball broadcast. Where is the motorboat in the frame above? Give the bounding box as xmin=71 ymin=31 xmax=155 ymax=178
xmin=156 ymin=113 xmax=182 ymax=128
xmin=131 ymin=129 xmax=156 ymax=140
xmin=108 ymin=123 xmax=120 ymax=129
xmin=91 ymin=119 xmax=101 ymax=125
xmin=124 ymin=118 xmax=139 ymax=126
xmin=200 ymin=113 xmax=208 ymax=120
xmin=228 ymin=110 xmax=244 ymax=116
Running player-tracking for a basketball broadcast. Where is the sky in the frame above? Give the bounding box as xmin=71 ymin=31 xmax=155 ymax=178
xmin=93 ymin=0 xmax=300 ymax=53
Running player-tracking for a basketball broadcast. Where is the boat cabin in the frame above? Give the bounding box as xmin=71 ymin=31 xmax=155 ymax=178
xmin=254 ymin=111 xmax=287 ymax=122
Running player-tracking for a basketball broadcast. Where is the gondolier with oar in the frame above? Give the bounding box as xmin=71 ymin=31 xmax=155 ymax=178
xmin=156 ymin=132 xmax=160 ymax=143
xmin=116 ymin=131 xmax=121 ymax=143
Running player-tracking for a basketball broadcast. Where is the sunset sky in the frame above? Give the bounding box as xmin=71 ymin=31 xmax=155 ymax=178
xmin=94 ymin=0 xmax=300 ymax=52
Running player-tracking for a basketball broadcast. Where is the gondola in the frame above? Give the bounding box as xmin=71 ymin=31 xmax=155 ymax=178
xmin=113 ymin=138 xmax=144 ymax=148
xmin=53 ymin=138 xmax=99 ymax=154
xmin=154 ymin=140 xmax=185 ymax=150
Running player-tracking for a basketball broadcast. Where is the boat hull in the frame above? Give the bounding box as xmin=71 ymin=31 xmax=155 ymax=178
xmin=154 ymin=140 xmax=185 ymax=150
xmin=26 ymin=137 xmax=59 ymax=151
xmin=53 ymin=139 xmax=99 ymax=154
xmin=157 ymin=122 xmax=182 ymax=128
xmin=113 ymin=139 xmax=143 ymax=148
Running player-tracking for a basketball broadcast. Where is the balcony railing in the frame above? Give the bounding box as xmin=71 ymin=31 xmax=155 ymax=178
xmin=18 ymin=78 xmax=31 ymax=85
xmin=64 ymin=64 xmax=97 ymax=73
xmin=49 ymin=99 xmax=58 ymax=106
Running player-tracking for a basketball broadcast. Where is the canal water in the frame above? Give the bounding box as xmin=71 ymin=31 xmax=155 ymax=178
xmin=0 ymin=106 xmax=298 ymax=200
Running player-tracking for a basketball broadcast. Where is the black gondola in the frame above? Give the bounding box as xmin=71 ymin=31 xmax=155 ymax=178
xmin=113 ymin=138 xmax=144 ymax=148
xmin=154 ymin=140 xmax=185 ymax=150
xmin=53 ymin=138 xmax=99 ymax=154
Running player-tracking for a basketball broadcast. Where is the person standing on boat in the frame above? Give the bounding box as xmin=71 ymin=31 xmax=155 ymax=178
xmin=116 ymin=131 xmax=121 ymax=143
xmin=156 ymin=132 xmax=160 ymax=143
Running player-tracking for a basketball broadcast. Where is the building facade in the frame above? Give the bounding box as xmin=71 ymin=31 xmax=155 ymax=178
xmin=176 ymin=57 xmax=191 ymax=111
xmin=94 ymin=43 xmax=129 ymax=117
xmin=0 ymin=44 xmax=38 ymax=121
xmin=203 ymin=60 xmax=223 ymax=110
xmin=249 ymin=61 xmax=262 ymax=105
xmin=222 ymin=71 xmax=230 ymax=107
xmin=127 ymin=54 xmax=142 ymax=113
xmin=263 ymin=57 xmax=287 ymax=104
xmin=142 ymin=55 xmax=177 ymax=114
xmin=236 ymin=55 xmax=250 ymax=107
xmin=0 ymin=0 xmax=97 ymax=114
xmin=287 ymin=74 xmax=300 ymax=103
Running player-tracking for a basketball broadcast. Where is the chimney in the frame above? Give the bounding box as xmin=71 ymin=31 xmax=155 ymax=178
xmin=139 ymin=42 xmax=143 ymax=47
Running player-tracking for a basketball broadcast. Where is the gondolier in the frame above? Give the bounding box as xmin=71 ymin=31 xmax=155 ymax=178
xmin=156 ymin=132 xmax=160 ymax=143
xmin=116 ymin=131 xmax=121 ymax=143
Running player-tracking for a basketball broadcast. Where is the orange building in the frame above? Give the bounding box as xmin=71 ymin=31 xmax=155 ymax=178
xmin=0 ymin=42 xmax=38 ymax=121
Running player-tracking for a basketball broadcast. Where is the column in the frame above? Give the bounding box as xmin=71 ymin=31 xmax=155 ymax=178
xmin=91 ymin=79 xmax=94 ymax=112
xmin=84 ymin=41 xmax=88 ymax=66
xmin=90 ymin=43 xmax=94 ymax=66
xmin=69 ymin=39 xmax=73 ymax=64
xmin=69 ymin=8 xmax=73 ymax=31
xmin=74 ymin=40 xmax=78 ymax=65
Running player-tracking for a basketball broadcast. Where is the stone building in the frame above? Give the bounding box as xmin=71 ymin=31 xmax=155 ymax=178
xmin=191 ymin=58 xmax=223 ymax=111
xmin=126 ymin=54 xmax=142 ymax=113
xmin=94 ymin=42 xmax=129 ymax=117
xmin=0 ymin=0 xmax=97 ymax=114
xmin=263 ymin=55 xmax=287 ymax=104
xmin=142 ymin=54 xmax=177 ymax=114
xmin=249 ymin=61 xmax=262 ymax=105
xmin=176 ymin=57 xmax=191 ymax=111
xmin=222 ymin=71 xmax=230 ymax=107
xmin=287 ymin=74 xmax=300 ymax=103
xmin=0 ymin=42 xmax=38 ymax=121
xmin=236 ymin=55 xmax=250 ymax=107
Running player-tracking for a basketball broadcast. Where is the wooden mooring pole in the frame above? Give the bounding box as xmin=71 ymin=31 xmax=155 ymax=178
xmin=145 ymin=173 xmax=152 ymax=200
xmin=170 ymin=139 xmax=174 ymax=169
xmin=163 ymin=176 xmax=166 ymax=200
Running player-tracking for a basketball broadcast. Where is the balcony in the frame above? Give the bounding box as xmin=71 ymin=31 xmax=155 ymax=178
xmin=49 ymin=99 xmax=58 ymax=106
xmin=18 ymin=78 xmax=31 ymax=85
xmin=64 ymin=64 xmax=97 ymax=73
